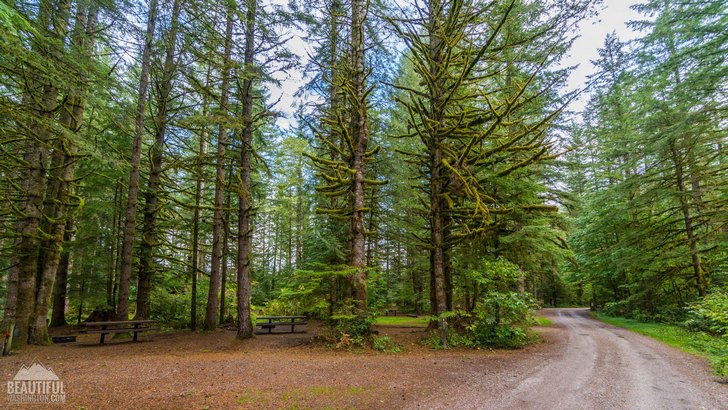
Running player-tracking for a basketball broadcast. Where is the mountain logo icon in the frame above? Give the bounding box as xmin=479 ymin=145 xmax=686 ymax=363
xmin=12 ymin=360 xmax=59 ymax=381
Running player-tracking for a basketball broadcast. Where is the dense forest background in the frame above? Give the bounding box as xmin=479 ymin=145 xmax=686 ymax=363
xmin=0 ymin=0 xmax=725 ymax=350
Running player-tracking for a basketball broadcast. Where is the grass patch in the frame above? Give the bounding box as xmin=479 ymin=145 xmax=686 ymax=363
xmin=535 ymin=316 xmax=553 ymax=326
xmin=594 ymin=312 xmax=728 ymax=377
xmin=307 ymin=386 xmax=336 ymax=396
xmin=346 ymin=386 xmax=365 ymax=395
xmin=373 ymin=316 xmax=428 ymax=327
xmin=239 ymin=385 xmax=367 ymax=408
xmin=238 ymin=388 xmax=270 ymax=406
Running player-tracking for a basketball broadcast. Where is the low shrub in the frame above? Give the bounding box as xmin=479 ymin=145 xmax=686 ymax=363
xmin=425 ymin=292 xmax=537 ymax=350
xmin=464 ymin=291 xmax=536 ymax=348
xmin=325 ymin=303 xmax=376 ymax=349
xmin=685 ymin=290 xmax=728 ymax=336
xmin=601 ymin=300 xmax=631 ymax=318
xmin=372 ymin=336 xmax=401 ymax=352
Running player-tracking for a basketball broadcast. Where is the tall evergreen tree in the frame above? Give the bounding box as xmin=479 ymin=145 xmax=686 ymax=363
xmin=136 ymin=0 xmax=183 ymax=320
xmin=117 ymin=0 xmax=159 ymax=321
xmin=205 ymin=0 xmax=235 ymax=331
xmin=388 ymin=0 xmax=595 ymax=343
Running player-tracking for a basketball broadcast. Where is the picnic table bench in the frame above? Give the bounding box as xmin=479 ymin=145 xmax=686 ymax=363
xmin=79 ymin=320 xmax=158 ymax=344
xmin=256 ymin=316 xmax=307 ymax=334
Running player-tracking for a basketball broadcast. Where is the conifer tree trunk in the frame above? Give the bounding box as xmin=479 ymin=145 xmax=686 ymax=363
xmin=3 ymin=265 xmax=19 ymax=344
xmin=136 ymin=0 xmax=182 ymax=320
xmin=444 ymin=233 xmax=453 ymax=311
xmin=287 ymin=212 xmax=293 ymax=271
xmin=190 ymin=64 xmax=212 ymax=330
xmin=108 ymin=183 xmax=122 ymax=307
xmin=10 ymin=0 xmax=72 ymax=348
xmin=295 ymin=157 xmax=304 ymax=266
xmin=33 ymin=5 xmax=99 ymax=342
xmin=118 ymin=0 xmax=159 ymax=320
xmin=237 ymin=0 xmax=257 ymax=339
xmin=669 ymin=143 xmax=705 ymax=296
xmin=8 ymin=29 xmax=44 ymax=350
xmin=427 ymin=0 xmax=448 ymax=323
xmin=205 ymin=3 xmax=235 ymax=331
xmin=327 ymin=0 xmax=342 ymax=310
xmin=407 ymin=247 xmax=423 ymax=314
xmin=190 ymin=170 xmax=201 ymax=329
xmin=664 ymin=18 xmax=708 ymax=296
xmin=219 ymin=190 xmax=231 ymax=324
xmin=329 ymin=0 xmax=341 ymax=148
xmin=50 ymin=218 xmax=75 ymax=327
xmin=349 ymin=0 xmax=369 ymax=311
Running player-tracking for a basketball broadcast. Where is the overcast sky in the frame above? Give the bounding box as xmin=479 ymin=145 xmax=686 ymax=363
xmin=561 ymin=1 xmax=642 ymax=114
xmin=269 ymin=1 xmax=644 ymax=129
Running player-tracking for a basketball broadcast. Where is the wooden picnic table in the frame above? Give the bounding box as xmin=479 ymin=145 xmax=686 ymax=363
xmin=80 ymin=319 xmax=158 ymax=344
xmin=256 ymin=316 xmax=307 ymax=334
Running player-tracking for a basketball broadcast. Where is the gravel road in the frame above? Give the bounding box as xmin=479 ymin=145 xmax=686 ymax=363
xmin=428 ymin=308 xmax=727 ymax=410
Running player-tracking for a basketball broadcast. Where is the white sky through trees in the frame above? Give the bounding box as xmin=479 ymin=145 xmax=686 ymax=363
xmin=561 ymin=1 xmax=641 ymax=115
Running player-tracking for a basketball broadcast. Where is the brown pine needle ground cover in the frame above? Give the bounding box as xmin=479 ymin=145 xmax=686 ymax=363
xmin=0 ymin=321 xmax=555 ymax=409
xmin=4 ymin=309 xmax=727 ymax=409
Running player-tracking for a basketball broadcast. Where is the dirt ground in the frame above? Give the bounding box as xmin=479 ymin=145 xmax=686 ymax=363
xmin=1 ymin=310 xmax=725 ymax=409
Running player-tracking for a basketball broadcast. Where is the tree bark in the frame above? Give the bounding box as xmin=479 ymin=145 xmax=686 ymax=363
xmin=220 ymin=190 xmax=232 ymax=324
xmin=34 ymin=1 xmax=99 ymax=341
xmin=325 ymin=0 xmax=344 ymax=312
xmin=426 ymin=0 xmax=448 ymax=345
xmin=669 ymin=143 xmax=705 ymax=297
xmin=407 ymin=247 xmax=423 ymax=315
xmin=11 ymin=0 xmax=71 ymax=348
xmin=237 ymin=0 xmax=257 ymax=340
xmin=295 ymin=156 xmax=304 ymax=266
xmin=118 ymin=0 xmax=159 ymax=320
xmin=205 ymin=3 xmax=235 ymax=331
xmin=108 ymin=182 xmax=122 ymax=308
xmin=50 ymin=218 xmax=75 ymax=327
xmin=190 ymin=64 xmax=212 ymax=331
xmin=349 ymin=0 xmax=369 ymax=311
xmin=444 ymin=233 xmax=452 ymax=311
xmin=135 ymin=0 xmax=181 ymax=320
